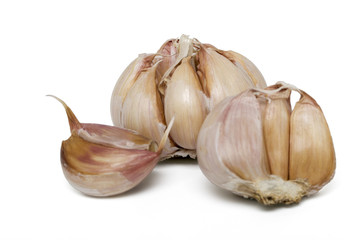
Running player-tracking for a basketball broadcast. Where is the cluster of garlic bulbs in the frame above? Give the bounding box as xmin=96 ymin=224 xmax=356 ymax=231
xmin=110 ymin=35 xmax=266 ymax=158
xmin=196 ymin=82 xmax=336 ymax=204
xmin=51 ymin=35 xmax=335 ymax=205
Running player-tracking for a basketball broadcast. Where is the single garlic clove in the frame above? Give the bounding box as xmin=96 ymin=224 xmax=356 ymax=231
xmin=61 ymin=134 xmax=159 ymax=197
xmin=164 ymin=56 xmax=207 ymax=150
xmin=218 ymin=91 xmax=270 ymax=181
xmin=111 ymin=54 xmax=155 ymax=127
xmin=120 ymin=61 xmax=176 ymax=158
xmin=196 ymin=45 xmax=255 ymax=110
xmin=262 ymin=86 xmax=291 ymax=180
xmin=289 ymin=91 xmax=336 ymax=190
xmin=50 ymin=95 xmax=174 ymax=197
xmin=197 ymin=91 xmax=269 ymax=185
xmin=196 ymin=96 xmax=241 ymax=186
xmin=217 ymin=50 xmax=267 ymax=88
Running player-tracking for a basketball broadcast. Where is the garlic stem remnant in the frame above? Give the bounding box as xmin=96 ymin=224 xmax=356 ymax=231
xmin=196 ymin=83 xmax=335 ymax=205
xmin=110 ymin=35 xmax=266 ymax=159
xmin=49 ymin=95 xmax=174 ymax=197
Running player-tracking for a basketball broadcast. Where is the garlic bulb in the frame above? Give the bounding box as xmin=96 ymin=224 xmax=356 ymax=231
xmin=196 ymin=82 xmax=335 ymax=205
xmin=110 ymin=35 xmax=266 ymax=158
xmin=50 ymin=95 xmax=174 ymax=197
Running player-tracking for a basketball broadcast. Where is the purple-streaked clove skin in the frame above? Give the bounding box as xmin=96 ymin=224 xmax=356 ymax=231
xmin=49 ymin=96 xmax=173 ymax=197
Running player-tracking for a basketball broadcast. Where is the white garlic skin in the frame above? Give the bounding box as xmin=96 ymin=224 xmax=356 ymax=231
xmin=196 ymin=85 xmax=335 ymax=205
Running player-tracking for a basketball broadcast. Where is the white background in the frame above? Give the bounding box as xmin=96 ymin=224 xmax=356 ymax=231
xmin=1 ymin=0 xmax=359 ymax=239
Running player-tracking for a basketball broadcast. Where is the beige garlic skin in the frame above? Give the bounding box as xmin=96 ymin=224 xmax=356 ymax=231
xmin=110 ymin=35 xmax=266 ymax=158
xmin=196 ymin=83 xmax=335 ymax=205
xmin=51 ymin=96 xmax=173 ymax=197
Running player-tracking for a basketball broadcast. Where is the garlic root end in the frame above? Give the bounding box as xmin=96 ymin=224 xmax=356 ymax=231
xmin=252 ymin=176 xmax=310 ymax=205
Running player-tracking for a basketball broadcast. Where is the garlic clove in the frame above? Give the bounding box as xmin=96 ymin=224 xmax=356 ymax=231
xmin=164 ymin=56 xmax=207 ymax=150
xmin=217 ymin=50 xmax=267 ymax=88
xmin=219 ymin=90 xmax=270 ymax=181
xmin=50 ymin=95 xmax=174 ymax=196
xmin=262 ymin=87 xmax=291 ymax=180
xmin=289 ymin=91 xmax=336 ymax=190
xmin=61 ymin=134 xmax=159 ymax=197
xmin=111 ymin=54 xmax=155 ymax=127
xmin=196 ymin=96 xmax=240 ymax=186
xmin=196 ymin=45 xmax=255 ymax=110
xmin=197 ymin=90 xmax=269 ymax=185
xmin=120 ymin=62 xmax=177 ymax=158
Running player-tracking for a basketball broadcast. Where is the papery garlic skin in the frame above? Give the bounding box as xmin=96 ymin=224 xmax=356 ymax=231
xmin=164 ymin=56 xmax=207 ymax=149
xmin=156 ymin=39 xmax=177 ymax=80
xmin=217 ymin=50 xmax=267 ymax=88
xmin=196 ymin=83 xmax=335 ymax=205
xmin=50 ymin=95 xmax=173 ymax=197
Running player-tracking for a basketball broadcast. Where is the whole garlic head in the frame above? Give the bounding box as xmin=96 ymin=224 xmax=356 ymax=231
xmin=110 ymin=35 xmax=266 ymax=159
xmin=196 ymin=82 xmax=336 ymax=205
